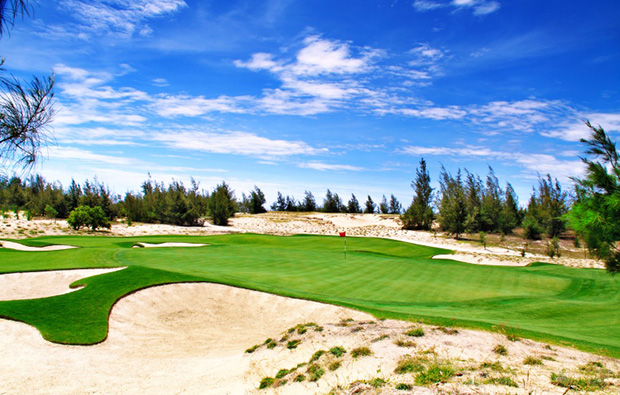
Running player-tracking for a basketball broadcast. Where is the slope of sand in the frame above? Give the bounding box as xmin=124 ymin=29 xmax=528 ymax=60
xmin=0 ymin=281 xmax=617 ymax=394
xmin=0 ymin=267 xmax=125 ymax=301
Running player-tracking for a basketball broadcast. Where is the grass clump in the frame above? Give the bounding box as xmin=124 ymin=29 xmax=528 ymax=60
xmin=414 ymin=363 xmax=454 ymax=385
xmin=371 ymin=334 xmax=389 ymax=343
xmin=351 ymin=346 xmax=372 ymax=358
xmin=306 ymin=364 xmax=325 ymax=382
xmin=329 ymin=346 xmax=346 ymax=358
xmin=287 ymin=339 xmax=301 ymax=349
xmin=245 ymin=344 xmax=259 ymax=353
xmin=275 ymin=369 xmax=291 ymax=379
xmin=394 ymin=355 xmax=426 ymax=374
xmin=293 ymin=374 xmax=305 ymax=382
xmin=328 ymin=361 xmax=341 ymax=371
xmin=480 ymin=361 xmax=505 ymax=372
xmin=309 ymin=350 xmax=326 ymax=363
xmin=492 ymin=344 xmax=508 ymax=356
xmin=395 ymin=383 xmax=412 ymax=390
xmin=435 ymin=326 xmax=459 ymax=335
xmin=367 ymin=378 xmax=387 ymax=388
xmin=258 ymin=377 xmax=275 ymax=389
xmin=579 ymin=361 xmax=615 ymax=378
xmin=523 ymin=356 xmax=543 ymax=366
xmin=405 ymin=327 xmax=425 ymax=337
xmin=394 ymin=338 xmax=416 ymax=348
xmin=483 ymin=376 xmax=518 ymax=388
xmin=551 ymin=372 xmax=607 ymax=391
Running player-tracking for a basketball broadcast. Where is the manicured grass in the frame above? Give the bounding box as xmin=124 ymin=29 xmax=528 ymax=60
xmin=0 ymin=234 xmax=618 ymax=357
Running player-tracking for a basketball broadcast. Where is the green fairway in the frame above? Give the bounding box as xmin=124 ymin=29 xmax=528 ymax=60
xmin=0 ymin=234 xmax=618 ymax=356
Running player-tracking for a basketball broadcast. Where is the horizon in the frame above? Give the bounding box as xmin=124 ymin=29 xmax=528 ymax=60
xmin=2 ymin=0 xmax=619 ymax=206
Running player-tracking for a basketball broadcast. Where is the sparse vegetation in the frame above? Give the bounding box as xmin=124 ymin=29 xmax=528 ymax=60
xmin=523 ymin=356 xmax=543 ymax=366
xmin=394 ymin=355 xmax=425 ymax=374
xmin=351 ymin=347 xmax=372 ymax=358
xmin=329 ymin=346 xmax=346 ymax=358
xmin=414 ymin=363 xmax=454 ymax=385
xmin=551 ymin=372 xmax=607 ymax=391
xmin=483 ymin=376 xmax=518 ymax=387
xmin=395 ymin=383 xmax=412 ymax=390
xmin=405 ymin=327 xmax=425 ymax=337
xmin=493 ymin=344 xmax=508 ymax=356
xmin=306 ymin=364 xmax=325 ymax=382
xmin=287 ymin=340 xmax=301 ymax=349
xmin=258 ymin=377 xmax=275 ymax=389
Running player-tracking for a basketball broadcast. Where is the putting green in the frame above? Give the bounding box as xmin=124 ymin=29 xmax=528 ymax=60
xmin=0 ymin=234 xmax=618 ymax=357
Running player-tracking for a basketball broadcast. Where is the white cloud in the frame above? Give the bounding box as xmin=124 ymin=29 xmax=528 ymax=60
xmin=292 ymin=36 xmax=372 ymax=76
xmin=399 ymin=106 xmax=467 ymax=120
xmin=473 ymin=1 xmax=500 ymax=15
xmin=152 ymin=78 xmax=170 ymax=87
xmin=151 ymin=94 xmax=250 ymax=117
xmin=152 ymin=130 xmax=326 ymax=159
xmin=413 ymin=0 xmax=501 ymax=15
xmin=233 ymin=53 xmax=282 ymax=72
xmin=298 ymin=162 xmax=364 ymax=171
xmin=59 ymin=0 xmax=187 ymax=38
xmin=412 ymin=1 xmax=444 ymax=11
xmin=48 ymin=146 xmax=135 ymax=165
xmin=542 ymin=113 xmax=620 ymax=142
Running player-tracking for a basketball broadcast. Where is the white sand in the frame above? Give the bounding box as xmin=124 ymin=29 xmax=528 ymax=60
xmin=0 ymin=240 xmax=76 ymax=251
xmin=432 ymin=253 xmax=529 ymax=266
xmin=0 ymin=268 xmax=125 ymax=301
xmin=135 ymin=242 xmax=207 ymax=248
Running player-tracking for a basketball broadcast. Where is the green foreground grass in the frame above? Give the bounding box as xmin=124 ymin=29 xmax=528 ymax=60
xmin=0 ymin=234 xmax=618 ymax=357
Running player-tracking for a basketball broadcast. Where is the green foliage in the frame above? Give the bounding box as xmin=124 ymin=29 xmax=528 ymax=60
xmin=258 ymin=377 xmax=275 ymax=389
xmin=309 ymin=350 xmax=326 ymax=362
xmin=208 ymin=182 xmax=235 ymax=226
xmin=67 ymin=205 xmax=110 ymax=231
xmin=402 ymin=158 xmax=434 ymax=230
xmin=522 ymin=216 xmax=543 ymax=240
xmin=306 ymin=364 xmax=325 ymax=381
xmin=379 ymin=195 xmax=389 ymax=214
xmin=328 ymin=361 xmax=341 ymax=371
xmin=567 ymin=121 xmax=620 ymax=273
xmin=44 ymin=204 xmax=58 ymax=219
xmin=394 ymin=356 xmax=425 ymax=374
xmin=437 ymin=167 xmax=467 ymax=239
xmin=395 ymin=383 xmax=412 ymax=390
xmin=323 ymin=189 xmax=343 ymax=213
xmin=406 ymin=327 xmax=425 ymax=337
xmin=493 ymin=344 xmax=508 ymax=356
xmin=351 ymin=346 xmax=372 ymax=358
xmin=546 ymin=237 xmax=561 ymax=258
xmin=329 ymin=346 xmax=346 ymax=358
xmin=248 ymin=186 xmax=267 ymax=214
xmin=368 ymin=378 xmax=386 ymax=388
xmin=551 ymin=372 xmax=606 ymax=391
xmin=245 ymin=344 xmax=259 ymax=353
xmin=293 ymin=374 xmax=305 ymax=382
xmin=347 ymin=193 xmax=361 ymax=213
xmin=483 ymin=376 xmax=518 ymax=387
xmin=364 ymin=195 xmax=375 ymax=213
xmin=286 ymin=340 xmax=301 ymax=349
xmin=414 ymin=363 xmax=454 ymax=385
xmin=527 ymin=174 xmax=569 ymax=238
xmin=300 ymin=190 xmax=317 ymax=212
xmin=523 ymin=356 xmax=543 ymax=365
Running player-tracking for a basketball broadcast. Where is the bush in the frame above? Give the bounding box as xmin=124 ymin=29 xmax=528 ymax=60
xmin=286 ymin=340 xmax=301 ymax=349
xmin=67 ymin=205 xmax=111 ymax=231
xmin=44 ymin=204 xmax=58 ymax=219
xmin=522 ymin=217 xmax=542 ymax=240
xmin=493 ymin=344 xmax=508 ymax=356
xmin=406 ymin=327 xmax=425 ymax=337
xmin=258 ymin=377 xmax=275 ymax=389
xmin=329 ymin=346 xmax=346 ymax=358
xmin=306 ymin=364 xmax=325 ymax=382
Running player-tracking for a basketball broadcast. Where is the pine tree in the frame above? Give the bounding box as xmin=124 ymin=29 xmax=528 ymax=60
xmin=364 ymin=195 xmax=375 ymax=213
xmin=437 ymin=167 xmax=467 ymax=239
xmin=379 ymin=195 xmax=389 ymax=214
xmin=402 ymin=158 xmax=434 ymax=230
xmin=347 ymin=194 xmax=361 ymax=213
xmin=300 ymin=190 xmax=317 ymax=212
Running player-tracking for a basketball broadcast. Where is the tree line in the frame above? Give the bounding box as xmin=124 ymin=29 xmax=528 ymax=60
xmin=265 ymin=190 xmax=402 ymax=214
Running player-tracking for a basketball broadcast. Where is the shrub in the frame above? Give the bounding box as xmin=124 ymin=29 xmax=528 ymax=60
xmin=293 ymin=374 xmax=305 ymax=382
xmin=67 ymin=205 xmax=91 ymax=230
xmin=546 ymin=237 xmax=561 ymax=258
xmin=415 ymin=363 xmax=454 ymax=385
xmin=523 ymin=356 xmax=543 ymax=366
xmin=351 ymin=346 xmax=372 ymax=358
xmin=44 ymin=204 xmax=58 ymax=219
xmin=395 ymin=383 xmax=412 ymax=390
xmin=329 ymin=346 xmax=346 ymax=358
xmin=394 ymin=356 xmax=425 ymax=374
xmin=287 ymin=340 xmax=301 ymax=349
xmin=483 ymin=376 xmax=518 ymax=387
xmin=368 ymin=378 xmax=386 ymax=388
xmin=306 ymin=364 xmax=325 ymax=382
xmin=245 ymin=344 xmax=259 ymax=353
xmin=328 ymin=361 xmax=341 ymax=371
xmin=309 ymin=350 xmax=325 ymax=363
xmin=522 ymin=217 xmax=542 ymax=240
xmin=275 ymin=369 xmax=290 ymax=379
xmin=493 ymin=344 xmax=508 ymax=356
xmin=258 ymin=377 xmax=275 ymax=389
xmin=88 ymin=206 xmax=111 ymax=230
xmin=406 ymin=327 xmax=425 ymax=337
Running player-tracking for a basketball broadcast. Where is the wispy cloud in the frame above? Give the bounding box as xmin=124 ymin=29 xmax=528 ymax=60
xmin=541 ymin=113 xmax=620 ymax=142
xmin=413 ymin=0 xmax=501 ymax=15
xmin=152 ymin=130 xmax=327 ymax=159
xmin=298 ymin=162 xmax=364 ymax=171
xmin=58 ymin=0 xmax=187 ymax=39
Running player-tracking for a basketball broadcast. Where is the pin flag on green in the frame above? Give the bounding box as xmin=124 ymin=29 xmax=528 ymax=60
xmin=339 ymin=231 xmax=346 ymax=260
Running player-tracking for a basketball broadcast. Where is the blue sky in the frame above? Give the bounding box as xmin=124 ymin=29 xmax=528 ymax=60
xmin=3 ymin=0 xmax=619 ymax=207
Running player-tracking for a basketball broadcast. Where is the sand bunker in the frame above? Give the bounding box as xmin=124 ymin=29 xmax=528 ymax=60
xmin=0 ymin=267 xmax=125 ymax=301
xmin=433 ymin=253 xmax=528 ymax=266
xmin=134 ymin=242 xmax=207 ymax=248
xmin=0 ymin=240 xmax=76 ymax=252
xmin=0 ymin=283 xmax=370 ymax=394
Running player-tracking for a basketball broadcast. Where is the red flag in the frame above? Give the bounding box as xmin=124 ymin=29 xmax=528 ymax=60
xmin=339 ymin=232 xmax=346 ymax=237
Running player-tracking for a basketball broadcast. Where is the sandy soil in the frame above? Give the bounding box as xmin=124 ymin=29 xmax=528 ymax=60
xmin=0 ymin=212 xmax=615 ymax=394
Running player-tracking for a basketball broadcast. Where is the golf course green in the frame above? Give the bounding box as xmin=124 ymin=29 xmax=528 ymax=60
xmin=0 ymin=234 xmax=618 ymax=357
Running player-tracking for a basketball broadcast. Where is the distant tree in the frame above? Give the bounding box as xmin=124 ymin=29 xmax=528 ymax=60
xmin=498 ymin=182 xmax=520 ymax=234
xmin=323 ymin=189 xmax=343 ymax=213
xmin=44 ymin=204 xmax=57 ymax=219
xmin=528 ymin=174 xmax=569 ymax=237
xmin=284 ymin=195 xmax=298 ymax=211
xmin=364 ymin=195 xmax=375 ymax=214
xmin=567 ymin=121 xmax=620 ymax=272
xmin=248 ymin=186 xmax=267 ymax=214
xmin=402 ymin=158 xmax=434 ymax=230
xmin=87 ymin=206 xmax=111 ymax=230
xmin=480 ymin=167 xmax=502 ymax=232
xmin=271 ymin=192 xmax=286 ymax=211
xmin=378 ymin=195 xmax=389 ymax=214
xmin=66 ymin=179 xmax=82 ymax=213
xmin=300 ymin=190 xmax=318 ymax=212
xmin=347 ymin=194 xmax=361 ymax=213
xmin=437 ymin=167 xmax=467 ymax=239
xmin=463 ymin=170 xmax=483 ymax=232
xmin=388 ymin=194 xmax=402 ymax=214
xmin=67 ymin=205 xmax=91 ymax=230
xmin=208 ymin=182 xmax=236 ymax=226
